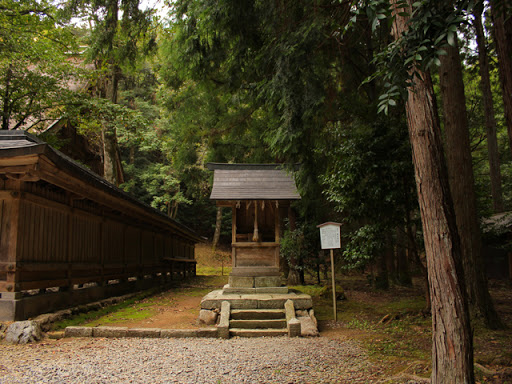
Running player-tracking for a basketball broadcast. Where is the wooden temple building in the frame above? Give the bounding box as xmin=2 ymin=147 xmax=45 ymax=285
xmin=201 ymin=163 xmax=316 ymax=338
xmin=207 ymin=163 xmax=300 ymax=291
xmin=0 ymin=131 xmax=200 ymax=321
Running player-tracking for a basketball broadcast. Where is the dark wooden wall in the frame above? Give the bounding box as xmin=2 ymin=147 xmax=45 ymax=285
xmin=0 ymin=177 xmax=196 ymax=320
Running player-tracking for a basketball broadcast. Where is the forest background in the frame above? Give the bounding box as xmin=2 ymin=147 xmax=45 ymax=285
xmin=2 ymin=0 xmax=512 ymax=381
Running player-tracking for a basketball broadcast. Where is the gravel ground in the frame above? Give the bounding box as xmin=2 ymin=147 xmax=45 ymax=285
xmin=0 ymin=337 xmax=386 ymax=384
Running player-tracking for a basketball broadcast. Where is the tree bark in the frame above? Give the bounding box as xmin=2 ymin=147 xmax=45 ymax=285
xmin=474 ymin=5 xmax=504 ymax=213
xmin=212 ymin=206 xmax=223 ymax=250
xmin=287 ymin=206 xmax=300 ymax=286
xmin=2 ymin=64 xmax=13 ymax=130
xmin=391 ymin=1 xmax=474 ymax=382
xmin=375 ymin=250 xmax=389 ymax=289
xmin=396 ymin=225 xmax=412 ymax=286
xmin=491 ymin=0 xmax=512 ymax=158
xmin=405 ymin=211 xmax=430 ymax=311
xmin=100 ymin=0 xmax=124 ymax=186
xmin=102 ymin=123 xmax=118 ymax=185
xmin=440 ymin=38 xmax=504 ymax=330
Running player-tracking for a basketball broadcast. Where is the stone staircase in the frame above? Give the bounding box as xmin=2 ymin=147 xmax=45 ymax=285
xmin=216 ymin=299 xmax=302 ymax=338
xmin=229 ymin=309 xmax=288 ymax=337
xmin=201 ymin=288 xmax=315 ymax=338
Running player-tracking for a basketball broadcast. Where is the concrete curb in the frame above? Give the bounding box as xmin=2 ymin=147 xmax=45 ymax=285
xmin=63 ymin=326 xmax=218 ymax=339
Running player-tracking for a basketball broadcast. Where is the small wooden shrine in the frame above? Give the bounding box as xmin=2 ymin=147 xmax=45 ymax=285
xmin=207 ymin=163 xmax=300 ymax=289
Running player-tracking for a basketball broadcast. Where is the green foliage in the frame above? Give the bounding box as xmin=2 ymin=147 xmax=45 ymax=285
xmin=322 ymin=118 xmax=417 ymax=269
xmin=359 ymin=0 xmax=474 ymax=114
xmin=460 ymin=60 xmax=512 ymax=216
xmin=0 ymin=0 xmax=80 ymax=130
xmin=52 ymin=290 xmax=157 ymax=330
xmin=280 ymin=221 xmax=322 ymax=276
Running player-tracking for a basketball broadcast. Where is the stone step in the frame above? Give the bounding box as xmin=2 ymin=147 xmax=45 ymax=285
xmin=229 ymin=328 xmax=288 ymax=338
xmin=200 ymin=290 xmax=313 ymax=310
xmin=229 ymin=319 xmax=287 ymax=329
xmin=230 ymin=309 xmax=286 ymax=320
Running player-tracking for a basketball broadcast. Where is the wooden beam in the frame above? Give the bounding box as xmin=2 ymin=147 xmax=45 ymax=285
xmin=232 ymin=207 xmax=237 ymax=245
xmin=274 ymin=201 xmax=280 ymax=243
xmin=0 ymin=155 xmax=39 ymax=168
xmin=252 ymin=201 xmax=259 ymax=242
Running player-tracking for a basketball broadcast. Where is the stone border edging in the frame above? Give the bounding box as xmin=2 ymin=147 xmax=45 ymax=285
xmin=29 ymin=291 xmax=151 ymax=333
xmin=64 ymin=326 xmax=218 ymax=339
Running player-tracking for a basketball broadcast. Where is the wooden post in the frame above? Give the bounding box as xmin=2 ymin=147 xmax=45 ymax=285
xmin=252 ymin=201 xmax=259 ymax=242
xmin=232 ymin=205 xmax=237 ymax=268
xmin=509 ymin=252 xmax=512 ymax=281
xmin=6 ymin=193 xmax=20 ymax=294
xmin=274 ymin=201 xmax=280 ymax=243
xmin=331 ymin=249 xmax=337 ymax=322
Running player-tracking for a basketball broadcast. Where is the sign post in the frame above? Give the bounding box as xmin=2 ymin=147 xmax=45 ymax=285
xmin=317 ymin=222 xmax=342 ymax=322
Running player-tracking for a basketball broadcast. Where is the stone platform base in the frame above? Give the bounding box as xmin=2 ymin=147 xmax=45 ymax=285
xmin=228 ymin=275 xmax=283 ymax=288
xmin=222 ymin=285 xmax=289 ymax=295
xmin=0 ymin=276 xmax=171 ymax=321
xmin=200 ymin=289 xmax=313 ymax=311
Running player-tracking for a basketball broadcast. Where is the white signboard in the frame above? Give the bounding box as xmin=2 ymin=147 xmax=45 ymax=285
xmin=318 ymin=223 xmax=341 ymax=249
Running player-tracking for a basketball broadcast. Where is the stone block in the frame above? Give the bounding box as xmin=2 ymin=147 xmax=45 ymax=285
xmin=222 ymin=287 xmax=256 ymax=295
xmin=284 ymin=299 xmax=295 ymax=323
xmin=126 ymin=328 xmax=161 ymax=338
xmin=257 ymin=298 xmax=286 ymax=309
xmin=200 ymin=290 xmax=229 ymax=310
xmin=92 ymin=326 xmax=128 ymax=338
xmin=254 ymin=276 xmax=282 ymax=288
xmin=0 ymin=292 xmax=22 ymax=300
xmin=298 ymin=316 xmax=319 ymax=337
xmin=47 ymin=331 xmax=65 ymax=339
xmin=33 ymin=314 xmax=54 ymax=331
xmin=218 ymin=301 xmax=230 ymax=339
xmin=200 ymin=300 xmax=219 ymax=310
xmin=289 ymin=296 xmax=313 ymax=310
xmin=226 ymin=299 xmax=259 ymax=309
xmin=288 ymin=318 xmax=301 ymax=337
xmin=64 ymin=326 xmax=93 ymax=338
xmin=0 ymin=299 xmax=18 ymax=322
xmin=4 ymin=321 xmax=42 ymax=344
xmin=198 ymin=309 xmax=218 ymax=326
xmin=196 ymin=328 xmax=218 ymax=338
xmin=309 ymin=309 xmax=318 ymax=328
xmin=255 ymin=287 xmax=288 ymax=294
xmin=228 ymin=276 xmax=254 ymax=288
xmin=160 ymin=329 xmax=197 ymax=338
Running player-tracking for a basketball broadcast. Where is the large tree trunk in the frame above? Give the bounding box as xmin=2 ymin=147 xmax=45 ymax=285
xmin=405 ymin=210 xmax=430 ymax=311
xmin=375 ymin=251 xmax=389 ymax=289
xmin=100 ymin=0 xmax=124 ymax=186
xmin=212 ymin=206 xmax=222 ymax=250
xmin=102 ymin=124 xmax=118 ymax=185
xmin=287 ymin=206 xmax=300 ymax=286
xmin=396 ymin=225 xmax=412 ymax=286
xmin=491 ymin=0 xmax=512 ymax=158
xmin=474 ymin=5 xmax=504 ymax=213
xmin=440 ymin=39 xmax=504 ymax=330
xmin=2 ymin=64 xmax=13 ymax=130
xmin=391 ymin=1 xmax=474 ymax=382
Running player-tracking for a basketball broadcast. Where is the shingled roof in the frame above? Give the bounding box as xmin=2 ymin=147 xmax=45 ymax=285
xmin=207 ymin=163 xmax=301 ymax=200
xmin=0 ymin=130 xmax=200 ymax=242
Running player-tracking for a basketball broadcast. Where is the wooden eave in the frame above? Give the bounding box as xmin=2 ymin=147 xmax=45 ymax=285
xmin=0 ymin=131 xmax=201 ymax=243
xmin=215 ymin=199 xmax=292 ymax=207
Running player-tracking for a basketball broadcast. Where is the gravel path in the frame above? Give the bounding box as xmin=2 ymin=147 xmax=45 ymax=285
xmin=0 ymin=337 xmax=385 ymax=383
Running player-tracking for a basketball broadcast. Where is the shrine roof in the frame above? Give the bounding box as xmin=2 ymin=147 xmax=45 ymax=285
xmin=207 ymin=163 xmax=301 ymax=200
